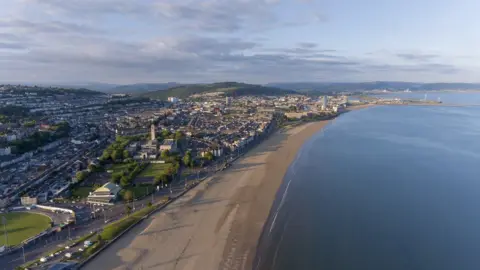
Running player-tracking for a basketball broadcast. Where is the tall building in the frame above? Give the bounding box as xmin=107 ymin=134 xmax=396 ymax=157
xmin=150 ymin=124 xmax=156 ymax=141
xmin=226 ymin=96 xmax=232 ymax=106
xmin=322 ymin=96 xmax=328 ymax=110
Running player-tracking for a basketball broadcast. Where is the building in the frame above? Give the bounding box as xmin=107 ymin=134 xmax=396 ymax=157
xmin=21 ymin=196 xmax=38 ymax=206
xmin=322 ymin=96 xmax=328 ymax=110
xmin=150 ymin=124 xmax=156 ymax=141
xmin=0 ymin=147 xmax=11 ymax=156
xmin=225 ymin=96 xmax=232 ymax=106
xmin=87 ymin=182 xmax=121 ymax=205
xmin=159 ymin=139 xmax=177 ymax=152
xmin=168 ymin=97 xmax=179 ymax=103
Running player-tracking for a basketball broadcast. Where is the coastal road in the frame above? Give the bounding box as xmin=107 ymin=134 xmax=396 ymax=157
xmin=0 ymin=172 xmax=209 ymax=270
xmin=82 ymin=122 xmax=327 ymax=270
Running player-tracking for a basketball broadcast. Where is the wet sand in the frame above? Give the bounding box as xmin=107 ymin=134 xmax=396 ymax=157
xmin=82 ymin=120 xmax=330 ymax=270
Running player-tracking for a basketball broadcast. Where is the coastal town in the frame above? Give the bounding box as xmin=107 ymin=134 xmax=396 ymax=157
xmin=0 ymin=84 xmax=437 ymax=270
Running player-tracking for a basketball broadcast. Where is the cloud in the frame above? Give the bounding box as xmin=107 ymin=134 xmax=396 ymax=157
xmin=298 ymin=42 xmax=318 ymax=49
xmin=25 ymin=0 xmax=282 ymax=33
xmin=396 ymin=53 xmax=439 ymax=62
xmin=0 ymin=18 xmax=103 ymax=35
xmin=0 ymin=42 xmax=26 ymax=50
xmin=0 ymin=0 xmax=471 ymax=83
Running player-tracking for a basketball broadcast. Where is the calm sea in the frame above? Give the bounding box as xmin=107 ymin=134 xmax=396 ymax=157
xmin=255 ymin=93 xmax=480 ymax=270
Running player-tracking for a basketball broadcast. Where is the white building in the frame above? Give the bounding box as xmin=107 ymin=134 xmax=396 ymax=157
xmin=0 ymin=147 xmax=11 ymax=156
xmin=168 ymin=97 xmax=179 ymax=103
xmin=87 ymin=183 xmax=121 ymax=205
xmin=6 ymin=134 xmax=17 ymax=142
xmin=322 ymin=96 xmax=328 ymax=110
xmin=225 ymin=96 xmax=232 ymax=106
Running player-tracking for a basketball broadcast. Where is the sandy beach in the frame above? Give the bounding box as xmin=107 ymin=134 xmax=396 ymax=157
xmin=83 ymin=120 xmax=330 ymax=270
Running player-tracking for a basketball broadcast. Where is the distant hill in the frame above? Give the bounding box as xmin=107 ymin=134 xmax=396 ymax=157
xmin=140 ymin=82 xmax=297 ymax=100
xmin=267 ymin=82 xmax=480 ymax=93
xmin=105 ymin=83 xmax=181 ymax=94
xmin=0 ymin=84 xmax=104 ymax=96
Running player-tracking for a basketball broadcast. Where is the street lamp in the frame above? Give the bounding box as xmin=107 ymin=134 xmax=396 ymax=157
xmin=22 ymin=244 xmax=26 ymax=263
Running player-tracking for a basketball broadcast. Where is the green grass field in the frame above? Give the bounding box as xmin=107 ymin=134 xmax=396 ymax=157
xmin=0 ymin=212 xmax=52 ymax=246
xmin=120 ymin=185 xmax=154 ymax=200
xmin=110 ymin=163 xmax=132 ymax=172
xmin=70 ymin=186 xmax=94 ymax=198
xmin=139 ymin=163 xmax=168 ymax=177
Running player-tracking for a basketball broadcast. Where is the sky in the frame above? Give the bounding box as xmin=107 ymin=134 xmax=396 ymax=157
xmin=1 ymin=0 xmax=480 ymax=84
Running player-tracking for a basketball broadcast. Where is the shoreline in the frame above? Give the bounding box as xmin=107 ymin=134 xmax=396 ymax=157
xmin=219 ymin=120 xmax=331 ymax=270
xmin=82 ymin=108 xmax=369 ymax=270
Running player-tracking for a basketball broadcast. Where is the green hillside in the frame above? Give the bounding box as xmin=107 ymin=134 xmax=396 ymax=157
xmin=140 ymin=82 xmax=297 ymax=100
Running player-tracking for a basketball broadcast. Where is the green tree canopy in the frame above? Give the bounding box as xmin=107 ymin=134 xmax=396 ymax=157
xmin=123 ymin=190 xmax=133 ymax=202
xmin=125 ymin=205 xmax=132 ymax=216
xmin=161 ymin=129 xmax=171 ymax=138
xmin=111 ymin=173 xmax=122 ymax=184
xmin=204 ymin=152 xmax=214 ymax=161
xmin=161 ymin=149 xmax=170 ymax=159
xmin=111 ymin=150 xmax=121 ymax=161
xmin=76 ymin=171 xmax=88 ymax=182
xmin=174 ymin=131 xmax=184 ymax=141
xmin=120 ymin=176 xmax=130 ymax=187
xmin=183 ymin=151 xmax=192 ymax=167
xmin=154 ymin=173 xmax=168 ymax=186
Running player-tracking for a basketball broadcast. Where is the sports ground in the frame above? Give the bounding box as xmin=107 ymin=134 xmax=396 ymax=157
xmin=0 ymin=212 xmax=51 ymax=247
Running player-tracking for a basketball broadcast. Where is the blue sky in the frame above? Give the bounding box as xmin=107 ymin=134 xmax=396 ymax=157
xmin=1 ymin=0 xmax=479 ymax=84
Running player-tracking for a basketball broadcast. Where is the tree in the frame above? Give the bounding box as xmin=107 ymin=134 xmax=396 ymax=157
xmin=173 ymin=162 xmax=180 ymax=174
xmin=204 ymin=152 xmax=214 ymax=161
xmin=111 ymin=173 xmax=122 ymax=184
xmin=100 ymin=150 xmax=111 ymax=161
xmin=174 ymin=131 xmax=184 ymax=141
xmin=166 ymin=165 xmax=174 ymax=176
xmin=183 ymin=151 xmax=192 ymax=167
xmin=154 ymin=173 xmax=168 ymax=186
xmin=76 ymin=171 xmax=88 ymax=182
xmin=147 ymin=202 xmax=152 ymax=207
xmin=161 ymin=150 xmax=170 ymax=159
xmin=96 ymin=234 xmax=103 ymax=244
xmin=125 ymin=205 xmax=132 ymax=216
xmin=161 ymin=129 xmax=171 ymax=138
xmin=111 ymin=150 xmax=121 ymax=161
xmin=123 ymin=190 xmax=133 ymax=202
xmin=120 ymin=176 xmax=130 ymax=187
xmin=123 ymin=150 xmax=130 ymax=159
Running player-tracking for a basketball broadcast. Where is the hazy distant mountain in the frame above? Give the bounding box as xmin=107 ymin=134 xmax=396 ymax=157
xmin=141 ymin=82 xmax=297 ymax=100
xmin=105 ymin=83 xmax=181 ymax=94
xmin=267 ymin=82 xmax=480 ymax=93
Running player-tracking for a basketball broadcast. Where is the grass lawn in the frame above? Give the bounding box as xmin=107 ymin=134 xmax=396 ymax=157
xmin=120 ymin=185 xmax=154 ymax=200
xmin=70 ymin=186 xmax=94 ymax=198
xmin=138 ymin=163 xmax=168 ymax=178
xmin=110 ymin=163 xmax=132 ymax=173
xmin=0 ymin=212 xmax=52 ymax=246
